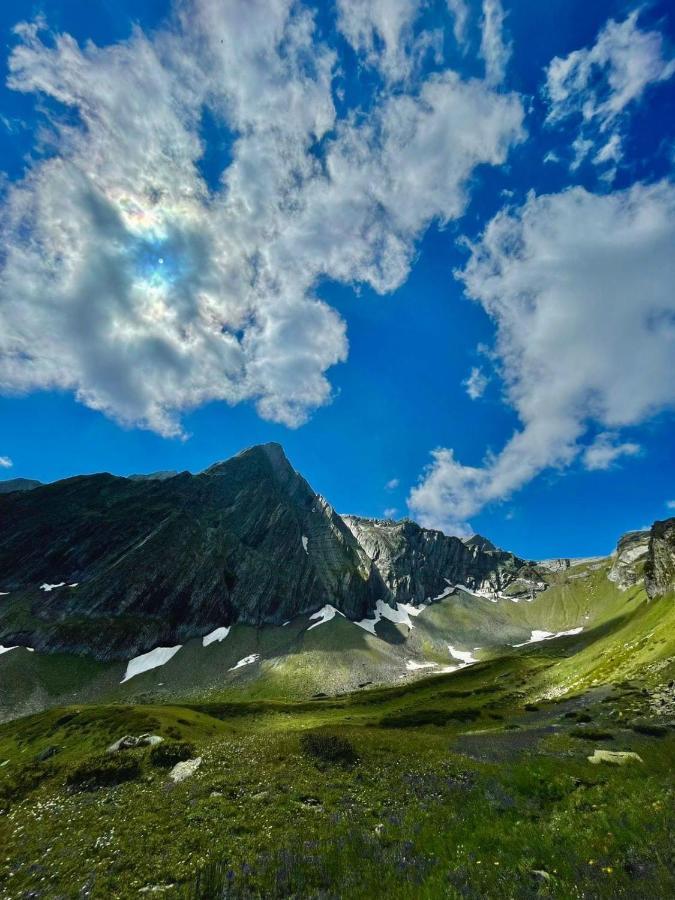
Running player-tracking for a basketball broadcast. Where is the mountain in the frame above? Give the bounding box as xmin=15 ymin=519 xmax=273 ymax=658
xmin=0 ymin=444 xmax=383 ymax=658
xmin=0 ymin=477 xmax=42 ymax=494
xmin=1 ymin=443 xmax=674 ymax=713
xmin=0 ymin=444 xmax=544 ymax=661
xmin=342 ymin=516 xmax=527 ymax=601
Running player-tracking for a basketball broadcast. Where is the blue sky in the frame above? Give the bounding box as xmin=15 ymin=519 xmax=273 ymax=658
xmin=0 ymin=0 xmax=674 ymax=559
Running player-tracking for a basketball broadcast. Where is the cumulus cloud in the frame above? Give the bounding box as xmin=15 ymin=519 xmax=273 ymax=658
xmin=463 ymin=366 xmax=489 ymax=400
xmin=0 ymin=456 xmax=13 ymax=468
xmin=582 ymin=433 xmax=640 ymax=471
xmin=409 ymin=180 xmax=675 ymax=534
xmin=480 ymin=0 xmax=511 ymax=86
xmin=544 ymin=12 xmax=675 ymax=171
xmin=0 ymin=0 xmax=524 ymax=436
xmin=385 ymin=477 xmax=400 ymax=490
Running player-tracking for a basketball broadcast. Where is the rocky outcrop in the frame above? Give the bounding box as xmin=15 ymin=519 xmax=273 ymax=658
xmin=342 ymin=516 xmax=528 ymax=603
xmin=608 ymin=530 xmax=650 ymax=590
xmin=644 ymin=518 xmax=675 ymax=599
xmin=0 ymin=444 xmax=385 ymax=658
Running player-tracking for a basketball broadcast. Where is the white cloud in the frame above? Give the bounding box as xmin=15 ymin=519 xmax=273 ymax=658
xmin=336 ymin=0 xmax=427 ymax=82
xmin=0 ymin=456 xmax=13 ymax=468
xmin=463 ymin=366 xmax=489 ymax=399
xmin=544 ymin=12 xmax=675 ymax=171
xmin=446 ymin=0 xmax=470 ymax=46
xmin=385 ymin=477 xmax=400 ymax=490
xmin=480 ymin=0 xmax=511 ymax=86
xmin=582 ymin=433 xmax=640 ymax=471
xmin=0 ymin=0 xmax=525 ymax=437
xmin=409 ymin=180 xmax=675 ymax=534
xmin=666 ymin=500 xmax=675 ymax=511
xmin=384 ymin=507 xmax=398 ymax=519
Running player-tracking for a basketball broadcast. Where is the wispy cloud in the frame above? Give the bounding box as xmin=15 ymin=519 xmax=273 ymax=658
xmin=544 ymin=12 xmax=675 ymax=172
xmin=385 ymin=477 xmax=400 ymax=490
xmin=480 ymin=0 xmax=511 ymax=86
xmin=582 ymin=433 xmax=640 ymax=471
xmin=463 ymin=366 xmax=489 ymax=400
xmin=0 ymin=456 xmax=13 ymax=469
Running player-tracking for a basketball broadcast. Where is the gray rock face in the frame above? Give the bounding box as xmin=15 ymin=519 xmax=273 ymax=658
xmin=608 ymin=530 xmax=650 ymax=590
xmin=644 ymin=518 xmax=675 ymax=599
xmin=342 ymin=516 xmax=527 ymax=603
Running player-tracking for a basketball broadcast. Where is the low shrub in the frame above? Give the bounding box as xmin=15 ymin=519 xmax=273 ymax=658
xmin=299 ymin=731 xmax=357 ymax=765
xmin=149 ymin=740 xmax=195 ymax=768
xmin=631 ymin=721 xmax=668 ymax=738
xmin=569 ymin=728 xmax=614 ymax=741
xmin=66 ymin=753 xmax=141 ymax=790
xmin=380 ymin=707 xmax=481 ymax=728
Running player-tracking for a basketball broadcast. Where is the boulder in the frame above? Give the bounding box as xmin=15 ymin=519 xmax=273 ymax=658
xmin=107 ymin=734 xmax=163 ymax=753
xmin=587 ymin=750 xmax=643 ymax=766
xmin=169 ymin=756 xmax=202 ymax=783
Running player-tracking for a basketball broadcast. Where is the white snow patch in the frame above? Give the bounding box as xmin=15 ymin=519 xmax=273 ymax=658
xmin=40 ymin=581 xmax=78 ymax=592
xmin=302 ymin=535 xmax=309 ymax=553
xmin=0 ymin=645 xmax=34 ymax=654
xmin=307 ymin=604 xmax=345 ymax=630
xmin=282 ymin=620 xmax=291 ymax=627
xmin=448 ymin=645 xmax=478 ymax=665
xmin=513 ymin=627 xmax=583 ymax=648
xmin=405 ymin=660 xmax=438 ymax=671
xmin=202 ymin=626 xmax=230 ymax=647
xmin=229 ymin=653 xmax=260 ymax=671
xmin=0 ymin=591 xmax=9 ymax=596
xmin=354 ymin=599 xmax=426 ymax=634
xmin=121 ymin=645 xmax=182 ymax=683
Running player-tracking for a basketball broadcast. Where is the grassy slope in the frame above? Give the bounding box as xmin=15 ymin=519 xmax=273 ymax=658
xmin=0 ymin=647 xmax=673 ymax=898
xmin=0 ymin=565 xmax=673 ymax=897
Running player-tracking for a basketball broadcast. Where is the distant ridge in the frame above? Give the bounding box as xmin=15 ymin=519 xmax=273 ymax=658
xmin=0 ymin=478 xmax=42 ymax=494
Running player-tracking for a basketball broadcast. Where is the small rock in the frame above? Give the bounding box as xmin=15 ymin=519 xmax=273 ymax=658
xmin=169 ymin=757 xmax=202 ymax=783
xmin=374 ymin=823 xmax=384 ymax=836
xmin=107 ymin=734 xmax=163 ymax=753
xmin=36 ymin=745 xmax=60 ymax=762
xmin=531 ymin=869 xmax=551 ymax=882
xmin=588 ymin=749 xmax=643 ymax=766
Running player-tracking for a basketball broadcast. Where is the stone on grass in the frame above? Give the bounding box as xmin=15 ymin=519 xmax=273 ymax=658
xmin=169 ymin=757 xmax=202 ymax=783
xmin=587 ymin=749 xmax=643 ymax=766
xmin=107 ymin=734 xmax=163 ymax=753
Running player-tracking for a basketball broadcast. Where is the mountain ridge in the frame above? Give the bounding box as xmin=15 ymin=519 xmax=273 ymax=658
xmin=1 ymin=443 xmax=673 ymax=667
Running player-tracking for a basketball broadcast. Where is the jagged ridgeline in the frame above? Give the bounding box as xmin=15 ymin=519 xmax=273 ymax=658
xmin=0 ymin=443 xmax=538 ymax=659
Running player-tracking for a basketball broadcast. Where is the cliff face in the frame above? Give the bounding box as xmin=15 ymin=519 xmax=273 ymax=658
xmin=645 ymin=518 xmax=675 ymax=599
xmin=608 ymin=530 xmax=650 ymax=590
xmin=0 ymin=444 xmax=384 ymax=658
xmin=342 ymin=516 xmax=527 ymax=603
